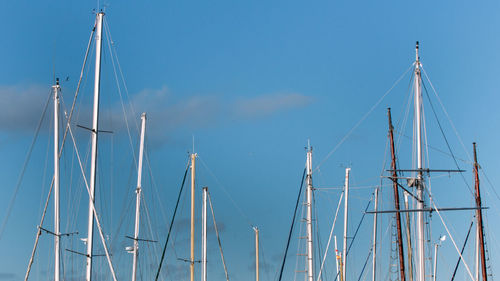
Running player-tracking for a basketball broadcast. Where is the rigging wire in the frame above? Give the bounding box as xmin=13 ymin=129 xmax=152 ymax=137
xmin=420 ymin=77 xmax=474 ymax=196
xmin=421 ymin=67 xmax=472 ymax=163
xmin=314 ymin=64 xmax=414 ymax=173
xmin=426 ymin=185 xmax=475 ymax=281
xmin=316 ymin=190 xmax=344 ymax=281
xmin=208 ymin=191 xmax=231 ymax=281
xmin=278 ymin=168 xmax=306 ymax=281
xmin=450 ymin=219 xmax=474 ymax=281
xmin=66 ymin=110 xmax=119 ymax=281
xmin=0 ymin=88 xmax=51 ymax=239
xmin=103 ymin=18 xmax=138 ymax=169
xmin=198 ymin=156 xmax=253 ymax=227
xmin=154 ymin=159 xmax=190 ymax=281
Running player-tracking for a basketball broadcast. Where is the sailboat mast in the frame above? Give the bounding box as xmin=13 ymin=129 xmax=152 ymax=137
xmin=53 ymin=79 xmax=61 ymax=281
xmin=414 ymin=41 xmax=426 ymax=281
xmin=342 ymin=168 xmax=350 ymax=281
xmin=334 ymin=236 xmax=340 ymax=279
xmin=404 ymin=192 xmax=414 ymax=281
xmin=191 ymin=153 xmax=197 ymax=281
xmin=388 ymin=108 xmax=407 ymax=281
xmin=131 ymin=113 xmax=147 ymax=281
xmin=254 ymin=227 xmax=259 ymax=281
xmin=86 ymin=12 xmax=104 ymax=281
xmin=305 ymin=146 xmax=314 ymax=281
xmin=371 ymin=187 xmax=378 ymax=281
xmin=202 ymin=187 xmax=207 ymax=281
xmin=473 ymin=143 xmax=488 ymax=281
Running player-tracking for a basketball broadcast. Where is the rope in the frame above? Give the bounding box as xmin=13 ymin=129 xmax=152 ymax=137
xmin=154 ymin=159 xmax=190 ymax=281
xmin=208 ymin=192 xmax=230 ymax=281
xmin=314 ymin=64 xmax=414 ymax=172
xmin=278 ymin=168 xmax=306 ymax=281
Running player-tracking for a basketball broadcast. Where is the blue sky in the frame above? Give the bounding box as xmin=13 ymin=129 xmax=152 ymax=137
xmin=1 ymin=1 xmax=500 ymax=281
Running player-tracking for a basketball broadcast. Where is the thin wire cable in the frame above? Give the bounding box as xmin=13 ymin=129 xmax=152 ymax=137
xmin=208 ymin=191 xmax=230 ymax=281
xmin=426 ymin=186 xmax=475 ymax=281
xmin=420 ymin=78 xmax=473 ymax=195
xmin=154 ymin=159 xmax=190 ymax=281
xmin=316 ymin=191 xmax=344 ymax=281
xmin=0 ymin=89 xmax=51 ymax=239
xmin=103 ymin=18 xmax=138 ymax=169
xmin=66 ymin=118 xmax=118 ymax=281
xmin=314 ymin=64 xmax=414 ymax=172
xmin=278 ymin=168 xmax=306 ymax=281
xmin=198 ymin=156 xmax=253 ymax=227
xmin=421 ymin=67 xmax=472 ymax=162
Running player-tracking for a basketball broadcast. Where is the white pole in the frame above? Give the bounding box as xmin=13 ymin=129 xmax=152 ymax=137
xmin=132 ymin=113 xmax=147 ymax=281
xmin=433 ymin=243 xmax=438 ymax=281
xmin=414 ymin=41 xmax=425 ymax=281
xmin=334 ymin=236 xmax=340 ymax=279
xmin=404 ymin=191 xmax=414 ymax=281
xmin=53 ymin=80 xmax=61 ymax=281
xmin=371 ymin=187 xmax=379 ymax=281
xmin=86 ymin=12 xmax=104 ymax=281
xmin=306 ymin=146 xmax=314 ymax=281
xmin=254 ymin=227 xmax=259 ymax=281
xmin=342 ymin=168 xmax=350 ymax=281
xmin=190 ymin=153 xmax=197 ymax=281
xmin=202 ymin=187 xmax=207 ymax=281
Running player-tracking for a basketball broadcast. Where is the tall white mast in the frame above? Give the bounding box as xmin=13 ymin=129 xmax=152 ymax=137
xmin=334 ymin=236 xmax=340 ymax=279
xmin=201 ymin=187 xmax=207 ymax=281
xmin=86 ymin=12 xmax=104 ymax=281
xmin=414 ymin=41 xmax=425 ymax=281
xmin=53 ymin=79 xmax=61 ymax=281
xmin=371 ymin=187 xmax=379 ymax=281
xmin=190 ymin=153 xmax=197 ymax=281
xmin=342 ymin=168 xmax=350 ymax=281
xmin=254 ymin=226 xmax=259 ymax=281
xmin=305 ymin=145 xmax=314 ymax=281
xmin=131 ymin=113 xmax=147 ymax=281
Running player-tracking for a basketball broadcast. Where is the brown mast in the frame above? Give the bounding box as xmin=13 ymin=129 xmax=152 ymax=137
xmin=473 ymin=143 xmax=488 ymax=281
xmin=388 ymin=108 xmax=406 ymax=281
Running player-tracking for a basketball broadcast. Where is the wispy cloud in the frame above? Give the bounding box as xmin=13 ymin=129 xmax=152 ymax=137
xmin=0 ymin=84 xmax=312 ymax=145
xmin=234 ymin=93 xmax=313 ymax=119
xmin=0 ymin=85 xmax=50 ymax=133
xmin=0 ymin=272 xmax=16 ymax=280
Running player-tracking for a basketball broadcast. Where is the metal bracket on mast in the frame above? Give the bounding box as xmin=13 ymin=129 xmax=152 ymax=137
xmin=76 ymin=124 xmax=113 ymax=134
xmin=39 ymin=226 xmax=78 ymax=237
xmin=125 ymin=235 xmax=157 ymax=243
xmin=366 ymin=206 xmax=488 ymax=214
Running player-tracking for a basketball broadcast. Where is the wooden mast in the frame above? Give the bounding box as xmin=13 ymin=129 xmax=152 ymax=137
xmin=388 ymin=108 xmax=406 ymax=281
xmin=473 ymin=143 xmax=488 ymax=281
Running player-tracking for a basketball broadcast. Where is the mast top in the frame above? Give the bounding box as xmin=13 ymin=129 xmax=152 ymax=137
xmin=415 ymin=41 xmax=420 ymax=63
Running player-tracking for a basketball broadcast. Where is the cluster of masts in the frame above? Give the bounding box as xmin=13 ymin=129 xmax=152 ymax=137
xmin=26 ymin=12 xmax=489 ymax=281
xmin=297 ymin=41 xmax=488 ymax=281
